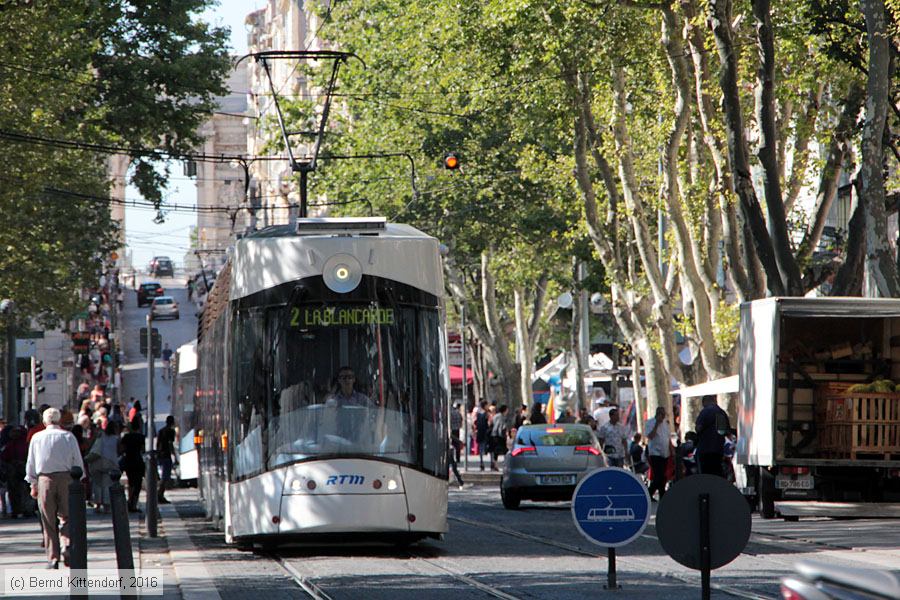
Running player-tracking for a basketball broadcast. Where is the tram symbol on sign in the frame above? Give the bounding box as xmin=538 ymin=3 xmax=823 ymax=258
xmin=587 ymin=497 xmax=636 ymax=523
xmin=571 ymin=468 xmax=651 ymax=548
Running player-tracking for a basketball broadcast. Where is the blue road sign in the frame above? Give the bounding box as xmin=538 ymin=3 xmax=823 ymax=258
xmin=571 ymin=468 xmax=651 ymax=548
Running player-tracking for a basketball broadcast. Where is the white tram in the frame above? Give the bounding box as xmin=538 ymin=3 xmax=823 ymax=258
xmin=171 ymin=340 xmax=199 ymax=484
xmin=195 ymin=217 xmax=450 ymax=545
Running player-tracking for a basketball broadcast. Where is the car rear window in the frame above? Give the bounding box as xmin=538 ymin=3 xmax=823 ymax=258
xmin=518 ymin=427 xmax=595 ymax=447
xmin=142 ymin=283 xmax=159 ymax=290
xmin=154 ymin=298 xmax=173 ymax=305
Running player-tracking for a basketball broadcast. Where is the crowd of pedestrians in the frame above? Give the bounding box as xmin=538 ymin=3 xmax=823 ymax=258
xmin=454 ymin=390 xmax=735 ymax=500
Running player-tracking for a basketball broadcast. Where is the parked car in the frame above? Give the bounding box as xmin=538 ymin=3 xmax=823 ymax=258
xmin=500 ymin=423 xmax=604 ymax=509
xmin=150 ymin=296 xmax=179 ymax=320
xmin=137 ymin=282 xmax=164 ymax=307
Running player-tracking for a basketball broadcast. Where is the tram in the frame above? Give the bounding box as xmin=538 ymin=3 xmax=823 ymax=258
xmin=195 ymin=217 xmax=450 ymax=546
xmin=171 ymin=340 xmax=199 ymax=485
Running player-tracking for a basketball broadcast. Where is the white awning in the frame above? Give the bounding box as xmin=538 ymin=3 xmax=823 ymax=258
xmin=672 ymin=375 xmax=739 ymax=398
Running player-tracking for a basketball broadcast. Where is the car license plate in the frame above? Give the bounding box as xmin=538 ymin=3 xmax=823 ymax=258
xmin=775 ymin=476 xmax=813 ymax=490
xmin=537 ymin=475 xmax=575 ymax=485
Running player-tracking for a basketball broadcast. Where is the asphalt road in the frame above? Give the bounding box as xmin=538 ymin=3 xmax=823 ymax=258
xmin=157 ymin=482 xmax=900 ymax=600
xmin=266 ymin=487 xmax=900 ymax=600
xmin=120 ymin=271 xmax=198 ymax=435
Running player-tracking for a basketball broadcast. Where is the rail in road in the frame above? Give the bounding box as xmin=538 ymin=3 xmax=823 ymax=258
xmin=458 ymin=499 xmax=900 ymax=599
xmin=271 ymin=548 xmax=523 ymax=600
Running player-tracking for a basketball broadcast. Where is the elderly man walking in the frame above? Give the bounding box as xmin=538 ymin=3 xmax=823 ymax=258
xmin=25 ymin=408 xmax=85 ymax=569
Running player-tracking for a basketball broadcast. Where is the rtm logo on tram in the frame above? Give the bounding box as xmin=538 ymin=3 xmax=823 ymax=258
xmin=326 ymin=475 xmax=365 ymax=485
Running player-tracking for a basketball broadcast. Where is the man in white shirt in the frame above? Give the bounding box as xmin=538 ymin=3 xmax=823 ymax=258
xmin=598 ymin=408 xmax=629 ymax=467
xmin=25 ymin=407 xmax=86 ymax=569
xmin=643 ymin=406 xmax=671 ymax=501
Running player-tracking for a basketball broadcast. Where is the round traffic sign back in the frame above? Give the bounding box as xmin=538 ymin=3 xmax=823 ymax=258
xmin=655 ymin=475 xmax=751 ymax=570
xmin=571 ymin=468 xmax=651 ymax=548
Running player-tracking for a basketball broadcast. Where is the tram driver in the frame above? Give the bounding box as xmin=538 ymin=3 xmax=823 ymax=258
xmin=326 ymin=367 xmax=371 ymax=407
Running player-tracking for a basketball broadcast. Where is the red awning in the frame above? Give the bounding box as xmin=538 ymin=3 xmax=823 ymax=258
xmin=449 ymin=365 xmax=473 ymax=385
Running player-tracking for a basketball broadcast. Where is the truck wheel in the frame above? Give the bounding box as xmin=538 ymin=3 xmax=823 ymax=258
xmin=759 ymin=467 xmax=776 ymax=519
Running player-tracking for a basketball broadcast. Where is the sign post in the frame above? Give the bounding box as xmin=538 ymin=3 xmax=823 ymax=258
xmin=655 ymin=475 xmax=751 ymax=600
xmin=571 ymin=468 xmax=651 ymax=590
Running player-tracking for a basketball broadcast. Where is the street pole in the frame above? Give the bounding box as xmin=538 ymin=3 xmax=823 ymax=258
xmin=146 ymin=314 xmax=155 ymax=452
xmin=3 ymin=301 xmax=17 ymax=425
xmin=145 ymin=314 xmax=158 ymax=538
xmin=461 ymin=303 xmax=469 ymax=472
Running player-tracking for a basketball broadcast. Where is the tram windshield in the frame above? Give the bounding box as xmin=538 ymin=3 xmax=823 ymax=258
xmin=230 ymin=279 xmax=448 ymax=479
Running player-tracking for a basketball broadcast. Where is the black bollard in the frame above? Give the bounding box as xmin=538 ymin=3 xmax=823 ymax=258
xmin=146 ymin=451 xmax=158 ymax=538
xmin=68 ymin=466 xmax=88 ymax=598
xmin=109 ymin=470 xmax=135 ymax=570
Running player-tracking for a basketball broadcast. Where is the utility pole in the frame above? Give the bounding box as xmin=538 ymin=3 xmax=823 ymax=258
xmin=2 ymin=299 xmax=16 ymax=425
xmin=145 ymin=313 xmax=158 ymax=537
xmin=461 ymin=304 xmax=469 ymax=472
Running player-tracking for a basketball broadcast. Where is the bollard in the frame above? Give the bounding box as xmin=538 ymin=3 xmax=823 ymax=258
xmin=109 ymin=470 xmax=135 ymax=569
xmin=146 ymin=451 xmax=158 ymax=538
xmin=68 ymin=466 xmax=88 ymax=598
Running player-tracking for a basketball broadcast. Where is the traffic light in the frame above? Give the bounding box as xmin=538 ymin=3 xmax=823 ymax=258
xmin=33 ymin=360 xmax=45 ymax=394
xmin=140 ymin=327 xmax=162 ymax=358
xmin=443 ymin=152 xmax=460 ymax=170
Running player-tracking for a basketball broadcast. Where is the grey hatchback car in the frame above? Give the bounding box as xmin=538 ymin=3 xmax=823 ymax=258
xmin=500 ymin=423 xmax=604 ymax=509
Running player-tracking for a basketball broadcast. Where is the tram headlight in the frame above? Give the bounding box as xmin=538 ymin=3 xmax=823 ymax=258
xmin=387 ymin=479 xmax=398 ymax=491
xmin=323 ymin=253 xmax=363 ymax=293
xmin=291 ymin=479 xmax=303 ymax=492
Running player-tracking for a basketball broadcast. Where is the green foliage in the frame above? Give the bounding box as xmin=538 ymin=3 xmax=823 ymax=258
xmin=0 ymin=0 xmax=230 ymax=324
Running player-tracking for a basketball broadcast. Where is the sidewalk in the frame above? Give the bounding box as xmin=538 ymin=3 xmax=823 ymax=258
xmin=0 ymin=503 xmax=121 ymax=598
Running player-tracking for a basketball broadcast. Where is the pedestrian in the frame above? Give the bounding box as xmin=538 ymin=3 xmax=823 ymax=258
xmin=474 ymin=401 xmax=490 ymax=471
xmin=156 ymin=415 xmax=177 ymax=504
xmin=557 ymin=407 xmax=576 ymax=423
xmin=120 ymin=420 xmax=145 ymax=512
xmin=490 ymin=405 xmax=509 ymax=471
xmin=630 ymin=433 xmax=649 ymax=476
xmin=448 ymin=436 xmax=464 ymax=489
xmin=598 ymin=407 xmax=629 ymax=467
xmin=1 ymin=424 xmax=30 ymax=518
xmin=161 ymin=343 xmax=173 ymax=380
xmin=128 ymin=400 xmax=144 ymax=435
xmin=529 ymin=402 xmax=546 ymax=425
xmin=27 ymin=405 xmax=51 ymax=443
xmin=644 ymin=406 xmax=671 ymax=501
xmin=514 ymin=404 xmax=527 ymax=429
xmin=450 ymin=402 xmax=463 ymax=462
xmin=86 ymin=421 xmax=119 ymax=513
xmin=25 ymin=408 xmax=86 ymax=569
xmin=695 ymin=394 xmax=730 ymax=478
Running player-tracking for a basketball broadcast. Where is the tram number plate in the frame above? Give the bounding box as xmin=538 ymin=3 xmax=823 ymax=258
xmin=537 ymin=475 xmax=575 ymax=486
xmin=775 ymin=476 xmax=813 ymax=490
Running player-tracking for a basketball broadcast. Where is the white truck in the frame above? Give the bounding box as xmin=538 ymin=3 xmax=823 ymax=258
xmin=738 ymin=297 xmax=900 ymax=519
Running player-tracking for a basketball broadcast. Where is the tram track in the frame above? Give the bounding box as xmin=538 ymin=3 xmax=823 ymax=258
xmin=270 ymin=547 xmax=527 ymax=600
xmin=447 ymin=515 xmax=771 ymax=600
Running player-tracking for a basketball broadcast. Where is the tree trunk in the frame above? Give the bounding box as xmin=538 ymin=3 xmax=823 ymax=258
xmin=515 ymin=287 xmax=534 ymax=411
xmin=752 ymin=0 xmax=803 ymax=295
xmin=859 ymin=0 xmax=899 ymax=297
xmin=797 ymin=84 xmax=864 ymax=266
xmin=708 ymin=0 xmax=786 ymax=296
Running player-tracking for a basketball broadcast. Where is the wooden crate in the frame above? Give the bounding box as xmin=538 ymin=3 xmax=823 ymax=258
xmin=818 ymin=392 xmax=900 ymax=459
xmin=815 ymin=382 xmax=855 ymax=452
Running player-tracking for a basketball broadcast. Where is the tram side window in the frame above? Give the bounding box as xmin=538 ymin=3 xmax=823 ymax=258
xmin=419 ymin=310 xmax=448 ymax=477
xmin=232 ymin=310 xmax=266 ymax=478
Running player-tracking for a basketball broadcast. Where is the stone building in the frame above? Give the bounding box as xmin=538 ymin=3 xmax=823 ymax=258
xmin=245 ymin=0 xmax=329 ymax=226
